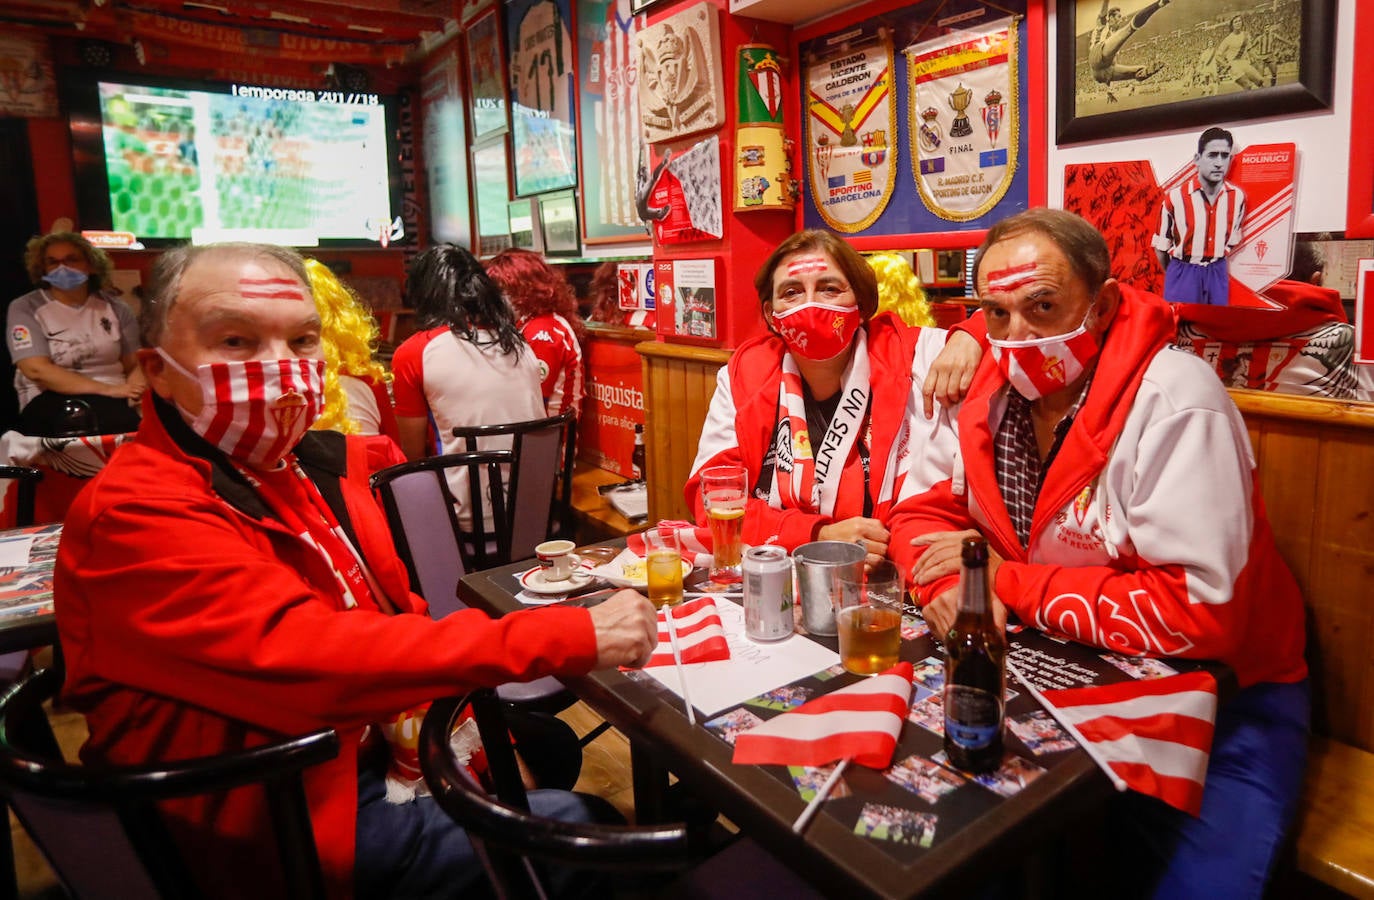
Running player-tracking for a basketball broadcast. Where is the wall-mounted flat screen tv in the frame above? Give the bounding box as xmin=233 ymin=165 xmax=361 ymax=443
xmin=64 ymin=73 xmax=406 ymax=248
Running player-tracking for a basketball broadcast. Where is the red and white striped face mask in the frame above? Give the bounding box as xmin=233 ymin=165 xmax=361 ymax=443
xmin=157 ymin=349 xmax=325 ymax=468
xmin=987 ymin=314 xmax=1098 ymax=400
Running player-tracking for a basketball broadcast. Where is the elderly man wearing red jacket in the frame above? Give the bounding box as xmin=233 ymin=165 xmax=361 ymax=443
xmin=54 ymin=242 xmax=657 ymax=900
xmin=887 ymin=209 xmax=1309 ymax=899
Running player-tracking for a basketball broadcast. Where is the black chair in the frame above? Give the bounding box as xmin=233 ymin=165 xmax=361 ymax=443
xmin=419 ymin=691 xmax=825 ymax=900
xmin=451 ymin=409 xmax=578 ymax=564
xmin=0 ymin=466 xmax=42 ymax=530
xmin=0 ymin=667 xmax=338 ymax=900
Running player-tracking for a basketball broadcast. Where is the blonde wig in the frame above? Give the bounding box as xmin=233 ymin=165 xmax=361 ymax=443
xmin=866 ymin=252 xmax=934 ymax=328
xmin=304 ymin=259 xmax=390 ymax=435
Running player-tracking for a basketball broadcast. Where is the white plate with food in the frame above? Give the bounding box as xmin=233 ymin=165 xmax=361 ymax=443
xmin=518 ymin=567 xmax=594 ymax=596
xmin=590 ymin=548 xmax=691 ymax=590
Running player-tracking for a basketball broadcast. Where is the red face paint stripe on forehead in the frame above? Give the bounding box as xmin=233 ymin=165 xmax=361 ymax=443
xmin=239 ymin=278 xmax=307 ymax=301
xmin=785 ymin=257 xmax=829 ymax=276
xmin=985 ymin=263 xmax=1037 ymax=292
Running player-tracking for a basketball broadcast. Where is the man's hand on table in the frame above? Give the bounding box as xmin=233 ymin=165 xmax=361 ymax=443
xmin=589 ymin=590 xmax=658 ymax=669
xmin=910 ymin=529 xmax=1007 ymax=639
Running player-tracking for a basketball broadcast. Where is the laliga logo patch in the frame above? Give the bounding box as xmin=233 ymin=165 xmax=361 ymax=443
xmin=9 ymin=325 xmax=31 ymax=350
xmin=1041 ymin=354 xmax=1066 ymax=383
xmin=271 ymin=390 xmax=308 ymax=432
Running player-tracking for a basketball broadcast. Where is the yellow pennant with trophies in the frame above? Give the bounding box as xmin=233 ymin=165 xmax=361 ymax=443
xmin=907 ymin=17 xmax=1019 ymax=222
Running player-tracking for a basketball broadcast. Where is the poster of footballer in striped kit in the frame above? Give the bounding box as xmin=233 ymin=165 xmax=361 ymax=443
xmin=507 ymin=0 xmax=578 ymax=196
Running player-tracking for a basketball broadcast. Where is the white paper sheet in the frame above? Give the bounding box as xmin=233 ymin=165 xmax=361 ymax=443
xmin=645 ymin=598 xmax=839 ymax=715
xmin=0 ymin=535 xmax=36 ymax=569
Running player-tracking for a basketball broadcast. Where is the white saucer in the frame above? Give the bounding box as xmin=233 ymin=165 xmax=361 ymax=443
xmin=519 ymin=567 xmax=593 ymax=596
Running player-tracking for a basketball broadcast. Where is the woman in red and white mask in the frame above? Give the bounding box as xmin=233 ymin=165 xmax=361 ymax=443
xmin=685 ymin=230 xmax=980 ymax=568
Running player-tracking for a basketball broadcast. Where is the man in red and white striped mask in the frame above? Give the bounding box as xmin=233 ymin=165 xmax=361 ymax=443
xmin=888 ymin=208 xmax=1308 ymax=899
xmin=54 ymin=242 xmax=656 ymax=900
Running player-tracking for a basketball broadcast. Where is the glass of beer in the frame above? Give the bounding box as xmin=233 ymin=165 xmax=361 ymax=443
xmin=644 ymin=525 xmax=684 ymax=609
xmin=701 ymin=464 xmax=747 ymax=585
xmin=836 ymin=561 xmax=903 ymax=676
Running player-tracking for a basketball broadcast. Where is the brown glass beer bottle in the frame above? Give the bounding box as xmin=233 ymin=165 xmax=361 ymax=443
xmin=942 ymin=536 xmax=1007 ymax=773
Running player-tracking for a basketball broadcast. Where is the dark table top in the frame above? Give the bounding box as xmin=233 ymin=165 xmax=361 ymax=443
xmin=458 ymin=545 xmax=1233 ymax=899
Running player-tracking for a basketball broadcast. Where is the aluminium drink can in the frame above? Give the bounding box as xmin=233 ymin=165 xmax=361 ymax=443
xmin=743 ymin=545 xmax=794 ymax=642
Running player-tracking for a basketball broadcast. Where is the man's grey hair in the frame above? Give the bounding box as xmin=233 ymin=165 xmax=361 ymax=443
xmin=139 ymin=242 xmax=312 ymax=347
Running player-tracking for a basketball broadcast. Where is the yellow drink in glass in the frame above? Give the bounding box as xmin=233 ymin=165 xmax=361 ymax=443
xmin=646 ymin=549 xmax=684 ymax=608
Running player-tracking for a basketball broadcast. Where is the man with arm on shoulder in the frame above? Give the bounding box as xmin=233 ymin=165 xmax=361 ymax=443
xmin=54 ymin=241 xmax=657 ymax=900
xmin=887 ymin=208 xmax=1308 ymax=898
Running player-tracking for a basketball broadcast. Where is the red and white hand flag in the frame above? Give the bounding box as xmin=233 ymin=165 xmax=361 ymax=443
xmin=627 ymin=520 xmax=714 ymax=567
xmin=1038 ymin=670 xmax=1217 ymax=816
xmin=643 ymin=598 xmax=730 ymax=668
xmin=732 ymin=662 xmax=913 ymax=769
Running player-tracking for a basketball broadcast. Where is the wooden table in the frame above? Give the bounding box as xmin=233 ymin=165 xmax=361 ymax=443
xmin=0 ymin=524 xmax=60 ymax=656
xmin=457 ymin=549 xmax=1229 ymax=898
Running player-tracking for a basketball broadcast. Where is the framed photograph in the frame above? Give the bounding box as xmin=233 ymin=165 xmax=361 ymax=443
xmin=506 ymin=0 xmax=578 ymax=197
xmin=465 ymin=5 xmax=508 ymax=140
xmin=576 ymin=0 xmax=651 ymax=244
xmin=1347 ymin=1 xmax=1374 ymax=238
xmin=506 ymin=198 xmax=541 ymax=251
xmin=1056 ymin=0 xmax=1336 ymax=144
xmin=538 ymin=190 xmax=581 ymax=257
xmin=630 ymin=0 xmax=668 ymax=12
xmin=933 ymin=249 xmax=967 ymax=287
xmin=471 ymin=137 xmax=512 ymax=257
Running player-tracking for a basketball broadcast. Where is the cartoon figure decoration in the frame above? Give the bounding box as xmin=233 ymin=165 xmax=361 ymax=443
xmin=637 ymin=2 xmax=723 ymax=143
xmin=734 ymin=43 xmax=796 ymax=213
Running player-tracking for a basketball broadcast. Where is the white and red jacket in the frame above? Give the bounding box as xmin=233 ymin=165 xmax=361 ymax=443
xmin=520 ymin=312 xmax=584 ymax=417
xmin=686 ymin=312 xmax=959 ymax=550
xmin=888 ymin=285 xmax=1306 ymax=689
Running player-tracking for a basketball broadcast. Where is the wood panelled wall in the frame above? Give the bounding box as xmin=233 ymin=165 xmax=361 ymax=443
xmin=637 ymin=342 xmax=731 ymax=523
xmin=1231 ymin=390 xmax=1374 ymax=753
xmin=635 ymin=345 xmax=1374 ymax=752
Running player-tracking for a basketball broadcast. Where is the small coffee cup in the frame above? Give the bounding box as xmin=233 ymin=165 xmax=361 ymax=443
xmin=535 ymin=539 xmax=578 ymax=582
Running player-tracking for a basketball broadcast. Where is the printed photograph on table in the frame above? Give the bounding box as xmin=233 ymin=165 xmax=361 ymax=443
xmin=1055 ymin=0 xmax=1335 ymax=143
xmin=799 ymin=1 xmax=1032 ymax=239
xmin=472 ymin=137 xmax=512 ymax=257
xmin=576 ymin=0 xmax=651 ymax=244
xmin=854 ymin=804 xmax=937 ymax=848
xmin=538 ymin=189 xmax=581 ymax=256
xmin=506 ymin=0 xmax=578 ymax=196
xmin=465 ymin=4 xmax=508 ymax=139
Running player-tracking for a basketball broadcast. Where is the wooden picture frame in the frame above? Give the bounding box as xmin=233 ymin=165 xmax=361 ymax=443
xmin=1346 ymin=0 xmax=1374 ymax=238
xmin=506 ymin=0 xmax=579 ymax=197
xmin=538 ymin=190 xmax=581 ymax=257
xmin=471 ymin=137 xmax=512 ymax=257
xmin=1056 ymin=0 xmax=1336 ymax=144
xmin=465 ymin=5 xmax=508 ymax=140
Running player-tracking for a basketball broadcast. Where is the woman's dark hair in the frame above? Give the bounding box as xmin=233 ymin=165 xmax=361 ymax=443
xmin=405 ymin=244 xmax=524 ymax=355
xmin=753 ymin=230 xmax=879 ymax=323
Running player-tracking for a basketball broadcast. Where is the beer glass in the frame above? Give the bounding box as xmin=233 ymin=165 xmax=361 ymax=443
xmin=644 ymin=526 xmax=684 ymax=609
xmin=836 ymin=560 xmax=903 ymax=675
xmin=700 ymin=464 xmax=747 ymax=585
